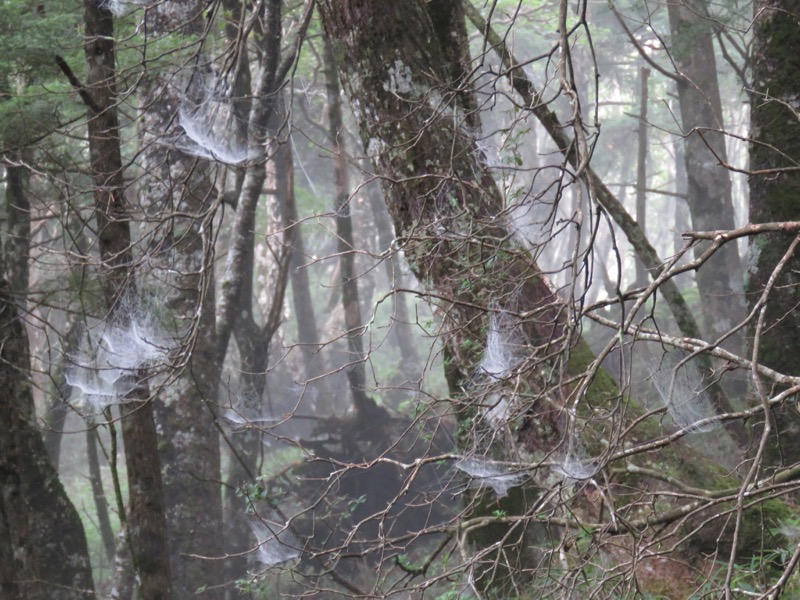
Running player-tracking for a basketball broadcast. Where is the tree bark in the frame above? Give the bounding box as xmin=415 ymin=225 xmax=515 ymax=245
xmin=668 ymin=0 xmax=745 ymax=347
xmin=634 ymin=65 xmax=650 ymax=289
xmin=135 ymin=1 xmax=224 ymax=592
xmin=0 ymin=276 xmax=94 ymax=599
xmin=316 ymin=2 xmax=769 ymax=595
xmin=746 ymin=0 xmax=800 ymax=466
xmin=316 ymin=1 xmax=595 ymax=591
xmin=3 ymin=160 xmax=30 ymax=303
xmin=83 ymin=1 xmax=172 ymax=597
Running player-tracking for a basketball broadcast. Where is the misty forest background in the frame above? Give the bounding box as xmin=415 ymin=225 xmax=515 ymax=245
xmin=1 ymin=0 xmax=800 ymax=599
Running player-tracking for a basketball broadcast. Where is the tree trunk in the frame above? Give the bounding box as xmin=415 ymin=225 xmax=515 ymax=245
xmin=668 ymin=0 xmax=745 ymax=347
xmin=83 ymin=1 xmax=172 ymax=597
xmin=3 ymin=160 xmax=30 ymax=303
xmin=0 ymin=277 xmax=94 ymax=599
xmin=746 ymin=0 xmax=800 ymax=466
xmin=316 ymin=2 xmax=769 ymax=595
xmin=367 ymin=181 xmax=422 ymax=381
xmin=323 ymin=36 xmax=379 ymax=420
xmin=634 ymin=65 xmax=650 ymax=289
xmin=86 ymin=424 xmax=116 ymax=562
xmin=316 ymin=1 xmax=597 ymax=592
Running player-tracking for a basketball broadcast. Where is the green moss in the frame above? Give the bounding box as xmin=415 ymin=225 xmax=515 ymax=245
xmin=566 ymin=338 xmax=619 ymax=407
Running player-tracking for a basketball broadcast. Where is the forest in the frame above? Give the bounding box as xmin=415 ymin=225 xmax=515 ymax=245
xmin=0 ymin=0 xmax=798 ymax=598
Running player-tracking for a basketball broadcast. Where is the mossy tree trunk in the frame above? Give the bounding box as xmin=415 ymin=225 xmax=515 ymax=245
xmin=316 ymin=1 xmax=788 ymax=595
xmin=746 ymin=0 xmax=800 ymax=467
xmin=315 ymin=1 xmax=607 ymax=593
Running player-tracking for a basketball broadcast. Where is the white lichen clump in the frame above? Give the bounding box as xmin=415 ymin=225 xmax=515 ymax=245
xmin=383 ymin=59 xmax=413 ymax=94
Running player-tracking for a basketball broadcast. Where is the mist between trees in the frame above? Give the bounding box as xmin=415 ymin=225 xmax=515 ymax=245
xmin=0 ymin=0 xmax=798 ymax=598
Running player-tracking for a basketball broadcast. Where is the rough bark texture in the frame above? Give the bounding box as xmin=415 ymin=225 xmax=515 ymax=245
xmin=135 ymin=1 xmax=225 ymax=595
xmin=746 ymin=0 xmax=800 ymax=465
xmin=0 ymin=277 xmax=94 ymax=599
xmin=83 ymin=1 xmax=173 ymax=597
xmin=315 ymin=1 xmax=593 ymax=592
xmin=3 ymin=161 xmax=30 ymax=303
xmin=314 ymin=2 xmax=770 ymax=595
xmin=668 ymin=0 xmax=745 ymax=347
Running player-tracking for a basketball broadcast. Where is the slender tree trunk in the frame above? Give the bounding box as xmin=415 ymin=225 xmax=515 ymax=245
xmin=668 ymin=0 xmax=745 ymax=347
xmin=86 ymin=424 xmax=116 ymax=562
xmin=44 ymin=318 xmax=83 ymax=469
xmin=83 ymin=1 xmax=172 ymax=597
xmin=634 ymin=65 xmax=650 ymax=289
xmin=216 ymin=2 xmax=312 ymax=589
xmin=367 ymin=182 xmax=421 ymax=380
xmin=673 ymin=129 xmax=691 ymax=258
xmin=323 ymin=36 xmax=380 ymax=420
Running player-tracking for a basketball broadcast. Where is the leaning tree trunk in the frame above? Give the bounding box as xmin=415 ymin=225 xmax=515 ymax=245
xmin=746 ymin=0 xmax=800 ymax=467
xmin=316 ymin=1 xmax=783 ymax=596
xmin=316 ymin=1 xmax=611 ymax=593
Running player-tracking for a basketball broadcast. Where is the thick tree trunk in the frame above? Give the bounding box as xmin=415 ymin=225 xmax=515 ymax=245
xmin=316 ymin=2 xmax=596 ymax=592
xmin=316 ymin=2 xmax=771 ymax=595
xmin=0 ymin=277 xmax=94 ymax=599
xmin=668 ymin=0 xmax=745 ymax=347
xmin=746 ymin=0 xmax=800 ymax=466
